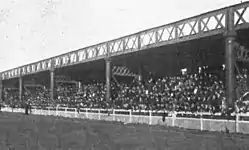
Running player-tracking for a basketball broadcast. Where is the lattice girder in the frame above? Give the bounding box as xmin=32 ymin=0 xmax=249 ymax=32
xmin=234 ymin=3 xmax=249 ymax=28
xmin=1 ymin=2 xmax=249 ymax=80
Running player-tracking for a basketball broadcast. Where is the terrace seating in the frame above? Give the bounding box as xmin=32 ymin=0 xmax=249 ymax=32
xmin=3 ymin=67 xmax=249 ymax=114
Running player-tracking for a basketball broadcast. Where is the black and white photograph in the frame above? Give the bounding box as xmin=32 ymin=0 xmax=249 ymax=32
xmin=0 ymin=0 xmax=249 ymax=149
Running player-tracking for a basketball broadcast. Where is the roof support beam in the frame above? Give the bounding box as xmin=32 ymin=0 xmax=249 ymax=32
xmin=0 ymin=78 xmax=3 ymax=104
xmin=19 ymin=76 xmax=23 ymax=106
xmin=50 ymin=69 xmax=55 ymax=104
xmin=224 ymin=8 xmax=236 ymax=110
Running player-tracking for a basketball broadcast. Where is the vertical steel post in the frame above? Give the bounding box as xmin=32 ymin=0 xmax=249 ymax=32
xmin=19 ymin=76 xmax=23 ymax=105
xmin=50 ymin=69 xmax=55 ymax=103
xmin=105 ymin=58 xmax=112 ymax=108
xmin=137 ymin=34 xmax=141 ymax=49
xmin=225 ymin=8 xmax=236 ymax=109
xmin=0 ymin=79 xmax=3 ymax=103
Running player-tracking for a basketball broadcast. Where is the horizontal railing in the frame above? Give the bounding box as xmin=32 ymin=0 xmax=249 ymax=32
xmin=3 ymin=106 xmax=249 ymax=134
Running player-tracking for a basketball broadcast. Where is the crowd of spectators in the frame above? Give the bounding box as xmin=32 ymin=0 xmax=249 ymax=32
xmin=24 ymin=86 xmax=50 ymax=107
xmin=3 ymin=88 xmax=19 ymax=107
xmin=113 ymin=72 xmax=226 ymax=114
xmin=2 ymin=66 xmax=249 ymax=114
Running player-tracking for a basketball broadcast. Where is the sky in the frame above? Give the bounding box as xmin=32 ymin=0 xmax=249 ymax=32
xmin=0 ymin=0 xmax=243 ymax=72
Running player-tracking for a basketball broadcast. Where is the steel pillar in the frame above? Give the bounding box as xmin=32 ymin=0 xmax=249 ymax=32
xmin=225 ymin=8 xmax=236 ymax=109
xmin=0 ymin=79 xmax=3 ymax=103
xmin=105 ymin=58 xmax=112 ymax=108
xmin=50 ymin=69 xmax=55 ymax=102
xmin=19 ymin=76 xmax=23 ymax=105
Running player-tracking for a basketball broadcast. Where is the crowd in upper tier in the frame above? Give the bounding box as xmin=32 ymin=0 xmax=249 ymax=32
xmin=2 ymin=66 xmax=249 ymax=113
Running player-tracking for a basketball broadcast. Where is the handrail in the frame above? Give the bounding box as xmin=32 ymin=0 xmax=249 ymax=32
xmin=12 ymin=105 xmax=249 ymax=117
xmin=3 ymin=105 xmax=249 ymax=133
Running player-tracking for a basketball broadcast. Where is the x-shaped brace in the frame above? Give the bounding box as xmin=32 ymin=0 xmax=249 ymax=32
xmin=189 ymin=21 xmax=198 ymax=35
xmin=214 ymin=13 xmax=225 ymax=29
xmin=235 ymin=7 xmax=247 ymax=26
xmin=201 ymin=17 xmax=211 ymax=31
xmin=124 ymin=36 xmax=138 ymax=50
xmin=178 ymin=23 xmax=186 ymax=37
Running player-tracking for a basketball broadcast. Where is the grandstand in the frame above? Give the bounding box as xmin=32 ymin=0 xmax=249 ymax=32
xmin=2 ymin=1 xmax=249 ymax=135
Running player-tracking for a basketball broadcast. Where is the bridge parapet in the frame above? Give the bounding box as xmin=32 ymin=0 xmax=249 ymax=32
xmin=1 ymin=2 xmax=249 ymax=80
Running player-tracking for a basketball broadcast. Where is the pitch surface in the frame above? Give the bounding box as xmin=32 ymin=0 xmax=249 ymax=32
xmin=0 ymin=112 xmax=249 ymax=150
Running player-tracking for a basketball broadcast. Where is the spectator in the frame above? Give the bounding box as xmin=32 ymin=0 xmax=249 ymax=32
xmin=3 ymin=65 xmax=249 ymax=114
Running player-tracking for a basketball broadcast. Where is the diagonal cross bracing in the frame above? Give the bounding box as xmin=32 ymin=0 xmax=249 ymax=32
xmin=1 ymin=2 xmax=249 ymax=80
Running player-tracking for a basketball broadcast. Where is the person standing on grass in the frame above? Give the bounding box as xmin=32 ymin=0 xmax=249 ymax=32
xmin=24 ymin=101 xmax=29 ymax=115
xmin=28 ymin=101 xmax=32 ymax=114
xmin=10 ymin=100 xmax=14 ymax=112
xmin=77 ymin=103 xmax=80 ymax=114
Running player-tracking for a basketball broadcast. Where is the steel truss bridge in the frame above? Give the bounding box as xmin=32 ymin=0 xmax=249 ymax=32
xmin=1 ymin=2 xmax=249 ymax=108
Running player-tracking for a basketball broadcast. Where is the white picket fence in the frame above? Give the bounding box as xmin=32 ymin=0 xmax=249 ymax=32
xmin=2 ymin=106 xmax=249 ymax=134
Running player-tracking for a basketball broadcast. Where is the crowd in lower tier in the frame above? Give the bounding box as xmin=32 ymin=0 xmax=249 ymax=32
xmin=3 ymin=68 xmax=249 ymax=114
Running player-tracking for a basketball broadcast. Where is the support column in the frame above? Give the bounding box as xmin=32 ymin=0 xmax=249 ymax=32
xmin=0 ymin=79 xmax=3 ymax=103
xmin=225 ymin=8 xmax=236 ymax=109
xmin=50 ymin=69 xmax=55 ymax=102
xmin=19 ymin=76 xmax=23 ymax=105
xmin=105 ymin=58 xmax=112 ymax=108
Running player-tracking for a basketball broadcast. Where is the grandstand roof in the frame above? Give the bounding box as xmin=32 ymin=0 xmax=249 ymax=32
xmin=1 ymin=2 xmax=249 ymax=81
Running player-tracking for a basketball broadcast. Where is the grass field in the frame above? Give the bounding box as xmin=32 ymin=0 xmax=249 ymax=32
xmin=0 ymin=112 xmax=249 ymax=150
